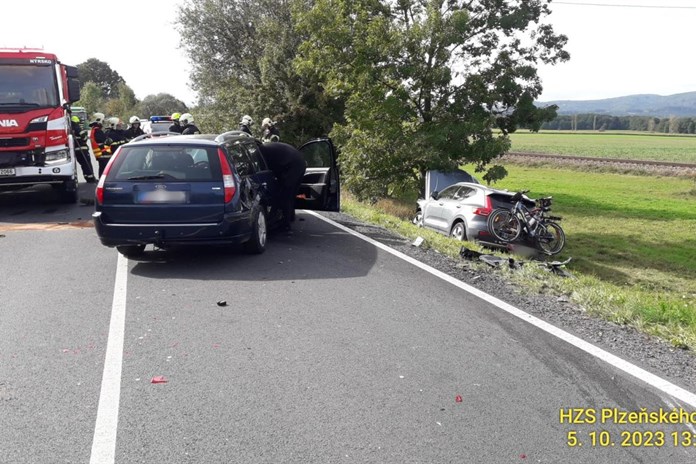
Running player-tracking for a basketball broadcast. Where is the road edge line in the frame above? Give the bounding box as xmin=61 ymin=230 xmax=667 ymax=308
xmin=305 ymin=210 xmax=696 ymax=408
xmin=89 ymin=253 xmax=128 ymax=464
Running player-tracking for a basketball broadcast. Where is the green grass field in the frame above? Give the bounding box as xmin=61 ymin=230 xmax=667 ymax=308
xmin=489 ymin=166 xmax=696 ymax=295
xmin=509 ymin=131 xmax=696 ymax=164
xmin=343 ymin=161 xmax=696 ymax=349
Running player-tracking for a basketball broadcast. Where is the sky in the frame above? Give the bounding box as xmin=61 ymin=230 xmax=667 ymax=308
xmin=2 ymin=0 xmax=695 ymax=105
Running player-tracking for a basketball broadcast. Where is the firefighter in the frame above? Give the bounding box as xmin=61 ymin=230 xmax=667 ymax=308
xmin=257 ymin=142 xmax=307 ymax=233
xmin=239 ymin=115 xmax=253 ymax=135
xmin=125 ymin=116 xmax=144 ymax=140
xmin=89 ymin=112 xmax=110 ymax=177
xmin=180 ymin=113 xmax=200 ymax=135
xmin=70 ymin=115 xmax=96 ymax=183
xmin=169 ymin=112 xmax=183 ymax=133
xmin=104 ymin=117 xmax=128 ymax=156
xmin=261 ymin=117 xmax=280 ymax=143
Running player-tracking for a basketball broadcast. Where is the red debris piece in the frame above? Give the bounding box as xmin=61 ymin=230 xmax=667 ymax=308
xmin=520 ymin=454 xmax=526 ymax=459
xmin=151 ymin=376 xmax=168 ymax=384
xmin=212 ymin=343 xmax=221 ymax=349
xmin=455 ymin=395 xmax=463 ymax=403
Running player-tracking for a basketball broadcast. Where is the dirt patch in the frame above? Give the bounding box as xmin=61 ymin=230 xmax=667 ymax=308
xmin=0 ymin=220 xmax=94 ymax=232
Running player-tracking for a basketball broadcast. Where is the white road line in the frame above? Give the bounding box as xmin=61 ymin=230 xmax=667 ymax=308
xmin=89 ymin=253 xmax=129 ymax=464
xmin=306 ymin=210 xmax=696 ymax=408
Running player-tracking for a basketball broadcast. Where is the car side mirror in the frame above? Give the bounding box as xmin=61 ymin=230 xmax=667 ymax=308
xmin=430 ymin=190 xmax=439 ymax=200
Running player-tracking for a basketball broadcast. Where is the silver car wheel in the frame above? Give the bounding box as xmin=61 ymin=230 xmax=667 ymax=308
xmin=451 ymin=222 xmax=466 ymax=241
xmin=258 ymin=211 xmax=267 ymax=247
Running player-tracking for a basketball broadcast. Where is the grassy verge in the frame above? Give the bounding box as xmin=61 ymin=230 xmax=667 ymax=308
xmin=340 ymin=166 xmax=696 ymax=351
xmin=509 ymin=131 xmax=696 ymax=163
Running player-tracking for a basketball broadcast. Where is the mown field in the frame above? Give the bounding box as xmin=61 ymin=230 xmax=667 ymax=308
xmin=341 ymin=130 xmax=696 ymax=348
xmin=509 ymin=131 xmax=696 ymax=164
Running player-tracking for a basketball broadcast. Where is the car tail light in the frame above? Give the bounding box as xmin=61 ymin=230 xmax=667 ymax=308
xmin=95 ymin=147 xmax=123 ymax=205
xmin=473 ymin=195 xmax=493 ymax=216
xmin=217 ymin=148 xmax=236 ymax=203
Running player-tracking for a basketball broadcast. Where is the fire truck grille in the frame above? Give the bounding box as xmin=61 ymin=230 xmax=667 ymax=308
xmin=0 ymin=138 xmax=30 ymax=148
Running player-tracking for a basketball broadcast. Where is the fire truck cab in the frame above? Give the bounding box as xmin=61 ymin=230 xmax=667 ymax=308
xmin=0 ymin=48 xmax=81 ymax=203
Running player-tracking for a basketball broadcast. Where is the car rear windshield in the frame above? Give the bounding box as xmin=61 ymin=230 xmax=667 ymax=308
xmin=107 ymin=145 xmax=221 ymax=181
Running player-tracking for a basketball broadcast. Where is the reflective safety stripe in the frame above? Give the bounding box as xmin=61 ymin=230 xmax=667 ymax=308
xmin=90 ymin=127 xmax=103 ymax=158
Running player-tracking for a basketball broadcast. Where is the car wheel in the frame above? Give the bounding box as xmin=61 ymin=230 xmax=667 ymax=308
xmin=450 ymin=221 xmax=467 ymax=241
xmin=245 ymin=208 xmax=267 ymax=254
xmin=413 ymin=210 xmax=423 ymax=227
xmin=116 ymin=244 xmax=146 ymax=257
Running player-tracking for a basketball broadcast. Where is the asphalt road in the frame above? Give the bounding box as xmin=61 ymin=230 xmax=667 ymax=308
xmin=1 ymin=183 xmax=696 ymax=463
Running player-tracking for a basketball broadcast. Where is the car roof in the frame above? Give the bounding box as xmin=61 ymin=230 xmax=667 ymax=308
xmin=126 ymin=132 xmax=256 ymax=147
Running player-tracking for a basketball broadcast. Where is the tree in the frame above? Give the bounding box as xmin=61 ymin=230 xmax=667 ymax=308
xmin=74 ymin=81 xmax=104 ymax=116
xmin=176 ymin=0 xmax=344 ymax=145
xmin=136 ymin=93 xmax=188 ymax=118
xmin=77 ymin=58 xmax=125 ymax=99
xmin=296 ymin=0 xmax=569 ymax=198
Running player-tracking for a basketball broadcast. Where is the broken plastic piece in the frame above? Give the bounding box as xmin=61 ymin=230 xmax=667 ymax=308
xmin=455 ymin=395 xmax=463 ymax=403
xmin=412 ymin=236 xmax=424 ymax=247
xmin=217 ymin=300 xmax=228 ymax=307
xmin=151 ymin=376 xmax=168 ymax=384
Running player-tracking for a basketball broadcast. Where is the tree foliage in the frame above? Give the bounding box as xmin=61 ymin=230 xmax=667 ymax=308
xmin=75 ymin=81 xmax=104 ymax=116
xmin=176 ymin=0 xmax=344 ymax=146
xmin=296 ymin=0 xmax=569 ymax=198
xmin=77 ymin=58 xmax=125 ymax=99
xmin=136 ymin=93 xmax=188 ymax=119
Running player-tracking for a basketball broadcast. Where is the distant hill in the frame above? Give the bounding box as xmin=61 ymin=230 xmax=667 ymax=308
xmin=537 ymin=92 xmax=696 ymax=118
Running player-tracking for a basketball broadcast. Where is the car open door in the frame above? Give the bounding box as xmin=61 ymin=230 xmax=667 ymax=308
xmin=297 ymin=138 xmax=340 ymax=211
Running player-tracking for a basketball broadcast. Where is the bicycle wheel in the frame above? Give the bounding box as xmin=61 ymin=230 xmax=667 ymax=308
xmin=488 ymin=209 xmax=521 ymax=243
xmin=537 ymin=221 xmax=565 ymax=255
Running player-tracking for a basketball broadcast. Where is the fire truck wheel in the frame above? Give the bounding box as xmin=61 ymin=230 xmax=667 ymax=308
xmin=57 ymin=180 xmax=78 ymax=204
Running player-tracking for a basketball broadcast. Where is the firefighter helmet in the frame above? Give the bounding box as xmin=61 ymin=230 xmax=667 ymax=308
xmin=71 ymin=115 xmax=80 ymax=123
xmin=241 ymin=115 xmax=253 ymax=126
xmin=92 ymin=112 xmax=105 ymax=123
xmin=261 ymin=117 xmax=274 ymax=128
xmin=180 ymin=113 xmax=194 ymax=124
xmin=107 ymin=117 xmax=120 ymax=128
xmin=171 ymin=112 xmax=181 ymax=121
xmin=129 ymin=116 xmax=140 ymax=124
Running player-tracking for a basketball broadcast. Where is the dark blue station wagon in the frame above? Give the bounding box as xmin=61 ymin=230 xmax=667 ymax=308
xmin=92 ymin=132 xmax=339 ymax=256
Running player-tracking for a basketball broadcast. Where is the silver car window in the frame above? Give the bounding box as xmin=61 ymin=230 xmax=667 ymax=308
xmin=439 ymin=185 xmax=460 ymax=199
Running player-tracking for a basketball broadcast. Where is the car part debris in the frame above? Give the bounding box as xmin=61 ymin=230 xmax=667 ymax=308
xmin=459 ymin=246 xmax=483 ymax=259
xmin=540 ymin=257 xmax=573 ymax=278
xmin=412 ymin=236 xmax=425 ymax=247
xmin=150 ymin=376 xmax=168 ymax=384
xmin=217 ymin=300 xmax=228 ymax=307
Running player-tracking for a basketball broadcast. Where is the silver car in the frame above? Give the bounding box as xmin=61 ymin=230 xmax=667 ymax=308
xmin=414 ymin=182 xmax=526 ymax=242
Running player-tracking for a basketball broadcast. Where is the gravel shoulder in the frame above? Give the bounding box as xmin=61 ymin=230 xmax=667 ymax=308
xmin=321 ymin=210 xmax=696 ymax=395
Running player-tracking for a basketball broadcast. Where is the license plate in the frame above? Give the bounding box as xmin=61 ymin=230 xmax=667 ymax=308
xmin=136 ymin=190 xmax=188 ymax=204
xmin=0 ymin=168 xmax=16 ymax=177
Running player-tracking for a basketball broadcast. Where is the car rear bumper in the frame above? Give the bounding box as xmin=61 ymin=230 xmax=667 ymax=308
xmin=93 ymin=211 xmax=253 ymax=247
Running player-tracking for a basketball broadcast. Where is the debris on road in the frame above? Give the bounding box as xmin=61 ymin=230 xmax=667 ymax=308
xmin=151 ymin=376 xmax=168 ymax=384
xmin=217 ymin=300 xmax=227 ymax=307
xmin=455 ymin=395 xmax=463 ymax=403
xmin=412 ymin=236 xmax=425 ymax=247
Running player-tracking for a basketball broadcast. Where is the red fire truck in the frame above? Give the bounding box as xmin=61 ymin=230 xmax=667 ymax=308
xmin=0 ymin=48 xmax=81 ymax=202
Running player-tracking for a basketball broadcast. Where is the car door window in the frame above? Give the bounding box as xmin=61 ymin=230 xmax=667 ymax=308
xmin=438 ymin=185 xmax=460 ymax=199
xmin=456 ymin=187 xmax=475 ymax=199
xmin=243 ymin=141 xmax=268 ymax=172
xmin=227 ymin=142 xmax=255 ymax=176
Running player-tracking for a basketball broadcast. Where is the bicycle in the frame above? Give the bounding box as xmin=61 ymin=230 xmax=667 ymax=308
xmin=487 ymin=190 xmax=566 ymax=255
